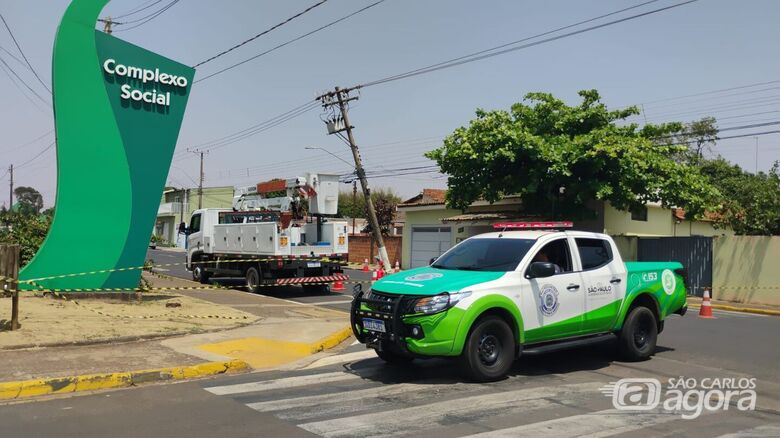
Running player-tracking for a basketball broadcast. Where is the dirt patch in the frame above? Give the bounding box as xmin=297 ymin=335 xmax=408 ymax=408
xmin=0 ymin=292 xmax=260 ymax=350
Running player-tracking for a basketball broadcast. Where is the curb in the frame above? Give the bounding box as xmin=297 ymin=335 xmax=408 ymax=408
xmin=309 ymin=325 xmax=353 ymax=354
xmin=0 ymin=359 xmax=249 ymax=401
xmin=688 ymin=303 xmax=780 ymax=317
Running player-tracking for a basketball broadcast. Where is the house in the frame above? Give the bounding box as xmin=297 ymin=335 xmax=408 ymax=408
xmin=398 ymin=189 xmax=732 ymax=269
xmin=155 ymin=186 xmax=234 ymax=246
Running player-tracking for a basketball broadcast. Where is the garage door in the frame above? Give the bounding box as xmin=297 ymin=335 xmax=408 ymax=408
xmin=411 ymin=226 xmax=452 ymax=268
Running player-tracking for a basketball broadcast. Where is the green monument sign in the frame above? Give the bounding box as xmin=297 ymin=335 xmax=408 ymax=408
xmin=19 ymin=0 xmax=195 ymax=290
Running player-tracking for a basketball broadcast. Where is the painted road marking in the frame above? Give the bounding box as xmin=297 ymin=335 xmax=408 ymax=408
xmin=248 ymin=382 xmax=472 ymax=421
xmin=303 ymin=350 xmax=377 ymax=369
xmin=687 ymin=305 xmax=769 ymax=318
xmin=298 ymin=382 xmax=603 ymax=437
xmin=461 ymin=408 xmax=689 ymax=438
xmin=203 ymin=371 xmax=362 ymax=396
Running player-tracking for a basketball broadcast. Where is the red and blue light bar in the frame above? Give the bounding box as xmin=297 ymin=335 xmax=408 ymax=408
xmin=492 ymin=221 xmax=574 ymax=230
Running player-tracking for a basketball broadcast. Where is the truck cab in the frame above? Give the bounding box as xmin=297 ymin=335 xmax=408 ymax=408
xmin=186 ymin=208 xmax=229 ymax=282
xmin=352 ymin=226 xmax=688 ymax=381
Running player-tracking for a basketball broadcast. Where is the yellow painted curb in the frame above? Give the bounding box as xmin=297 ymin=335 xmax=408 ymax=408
xmin=197 ymin=325 xmax=354 ymax=369
xmin=688 ymin=303 xmax=780 ymax=317
xmin=0 ymin=359 xmax=249 ymax=401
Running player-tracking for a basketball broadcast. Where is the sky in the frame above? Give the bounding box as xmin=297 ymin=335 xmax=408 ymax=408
xmin=1 ymin=0 xmax=779 ymax=208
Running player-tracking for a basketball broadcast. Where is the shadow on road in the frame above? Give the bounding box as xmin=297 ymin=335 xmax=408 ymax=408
xmin=342 ymin=341 xmax=676 ymax=386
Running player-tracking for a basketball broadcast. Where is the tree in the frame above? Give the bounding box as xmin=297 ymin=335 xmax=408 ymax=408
xmin=13 ymin=186 xmax=44 ymax=215
xmin=425 ymin=90 xmax=720 ymax=220
xmin=361 ymin=196 xmax=396 ymax=236
xmin=337 ymin=187 xmax=401 ymax=221
xmin=699 ymin=158 xmax=780 ymax=235
xmin=0 ymin=210 xmax=52 ymax=265
xmin=665 ymin=117 xmax=718 ymax=162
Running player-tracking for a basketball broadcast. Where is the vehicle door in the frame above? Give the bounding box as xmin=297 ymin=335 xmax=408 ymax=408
xmin=186 ymin=212 xmax=203 ymax=265
xmin=574 ymin=237 xmax=627 ymax=334
xmin=522 ymin=237 xmax=585 ymax=343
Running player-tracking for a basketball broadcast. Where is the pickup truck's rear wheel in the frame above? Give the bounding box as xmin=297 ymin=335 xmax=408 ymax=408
xmin=245 ymin=267 xmax=260 ymax=293
xmin=459 ymin=315 xmax=515 ymax=382
xmin=619 ymin=306 xmax=658 ymax=361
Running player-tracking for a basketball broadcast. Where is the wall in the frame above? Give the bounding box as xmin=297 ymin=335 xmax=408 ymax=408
xmin=399 ymin=207 xmax=460 ymax=269
xmin=348 ymin=234 xmax=402 ymax=268
xmin=713 ymin=236 xmax=780 ymax=306
xmin=603 ymin=203 xmax=729 ymax=237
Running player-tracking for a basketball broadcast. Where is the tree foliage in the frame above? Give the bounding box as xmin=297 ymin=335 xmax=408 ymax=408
xmin=14 ymin=186 xmax=44 ymax=215
xmin=0 ymin=210 xmax=52 ymax=266
xmin=425 ymin=90 xmax=720 ymax=220
xmin=337 ymin=187 xmax=401 ymax=220
xmin=699 ymin=158 xmax=780 ymax=235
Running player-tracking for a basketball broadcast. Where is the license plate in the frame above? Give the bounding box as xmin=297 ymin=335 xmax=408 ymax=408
xmin=307 ymin=262 xmax=321 ymax=268
xmin=362 ymin=318 xmax=386 ymax=333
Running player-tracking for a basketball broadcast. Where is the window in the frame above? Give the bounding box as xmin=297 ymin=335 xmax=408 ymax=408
xmin=432 ymin=238 xmax=536 ymax=272
xmin=576 ymin=238 xmax=613 ymax=270
xmin=529 ymin=239 xmax=573 ymax=274
xmin=631 ymin=206 xmax=648 ymax=222
xmin=189 ymin=213 xmax=201 ymax=234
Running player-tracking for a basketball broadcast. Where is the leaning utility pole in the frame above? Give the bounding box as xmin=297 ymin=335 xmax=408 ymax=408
xmin=318 ymin=86 xmax=392 ymax=271
xmin=99 ymin=17 xmax=114 ymax=34
xmin=8 ymin=164 xmax=13 ymax=210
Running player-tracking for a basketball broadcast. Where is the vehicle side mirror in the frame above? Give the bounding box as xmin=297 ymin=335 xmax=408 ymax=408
xmin=429 ymin=257 xmax=438 ymax=265
xmin=527 ymin=262 xmax=556 ymax=279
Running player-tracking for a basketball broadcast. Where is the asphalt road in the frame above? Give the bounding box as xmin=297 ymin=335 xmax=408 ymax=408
xmin=145 ymin=248 xmax=369 ymax=312
xmin=1 ymin=303 xmax=778 ymax=437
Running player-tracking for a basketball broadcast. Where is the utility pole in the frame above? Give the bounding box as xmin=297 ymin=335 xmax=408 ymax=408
xmin=754 ymin=136 xmax=759 ymax=174
xmin=8 ymin=164 xmax=13 ymax=211
xmin=187 ymin=149 xmax=207 ymax=209
xmin=318 ymin=86 xmax=392 ymax=271
xmin=100 ymin=17 xmax=114 ymax=34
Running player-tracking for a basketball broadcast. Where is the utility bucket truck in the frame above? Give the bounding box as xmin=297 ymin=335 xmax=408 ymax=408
xmin=186 ymin=173 xmax=349 ymax=293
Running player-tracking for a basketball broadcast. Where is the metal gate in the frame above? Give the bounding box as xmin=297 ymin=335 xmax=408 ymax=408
xmin=637 ymin=236 xmax=713 ymax=296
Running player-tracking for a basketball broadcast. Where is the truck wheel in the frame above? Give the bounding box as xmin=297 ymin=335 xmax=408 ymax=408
xmin=245 ymin=267 xmax=260 ymax=293
xmin=302 ymin=284 xmax=330 ymax=294
xmin=375 ymin=348 xmax=413 ymax=365
xmin=618 ymin=306 xmax=658 ymax=361
xmin=192 ymin=265 xmax=211 ymax=284
xmin=459 ymin=315 xmax=515 ymax=382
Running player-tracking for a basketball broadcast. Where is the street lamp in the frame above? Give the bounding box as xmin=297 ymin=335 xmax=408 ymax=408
xmin=304 ymin=146 xmax=354 ymax=167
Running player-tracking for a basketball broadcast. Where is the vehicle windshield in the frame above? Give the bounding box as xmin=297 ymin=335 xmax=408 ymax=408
xmin=432 ymin=238 xmax=536 ymax=272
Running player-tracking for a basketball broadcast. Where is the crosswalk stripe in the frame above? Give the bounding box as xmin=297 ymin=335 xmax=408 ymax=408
xmin=247 ymin=383 xmax=466 ymax=418
xmin=460 ymin=408 xmax=686 ymax=438
xmin=303 ymin=350 xmax=378 ymax=369
xmin=298 ymin=381 xmax=603 ymax=438
xmin=203 ymin=371 xmax=362 ymax=396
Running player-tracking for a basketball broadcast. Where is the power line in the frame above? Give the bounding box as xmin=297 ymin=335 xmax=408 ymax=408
xmin=640 ymin=80 xmax=780 ymax=106
xmin=355 ymin=0 xmax=699 ymax=89
xmin=193 ymin=0 xmax=329 ymax=68
xmin=15 ymin=141 xmax=55 ymax=169
xmin=0 ymin=13 xmax=51 ymax=94
xmin=0 ymin=53 xmax=50 ymax=107
xmin=113 ymin=0 xmax=164 ymax=19
xmin=194 ymin=0 xmax=387 ymax=83
xmin=113 ymin=0 xmax=180 ymax=32
xmin=0 ymin=128 xmax=54 ymax=153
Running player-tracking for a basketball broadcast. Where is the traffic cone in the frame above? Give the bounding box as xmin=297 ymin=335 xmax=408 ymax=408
xmin=371 ymin=269 xmax=378 ymax=285
xmin=699 ymin=287 xmax=714 ymax=318
xmin=362 ymin=259 xmax=370 ymax=272
xmin=394 ymin=260 xmax=400 ymax=273
xmin=332 ymin=279 xmax=346 ymax=292
xmin=377 ymin=267 xmax=385 ymax=280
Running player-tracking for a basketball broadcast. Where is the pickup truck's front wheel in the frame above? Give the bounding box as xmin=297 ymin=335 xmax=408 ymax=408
xmin=459 ymin=315 xmax=515 ymax=382
xmin=619 ymin=306 xmax=658 ymax=361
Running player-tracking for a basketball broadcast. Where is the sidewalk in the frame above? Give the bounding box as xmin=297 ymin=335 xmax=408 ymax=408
xmin=0 ymin=275 xmax=352 ymax=400
xmin=687 ymin=296 xmax=780 ymax=316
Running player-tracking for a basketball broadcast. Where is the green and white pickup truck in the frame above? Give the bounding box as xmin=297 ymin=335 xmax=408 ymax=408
xmin=351 ymin=227 xmax=688 ymax=381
